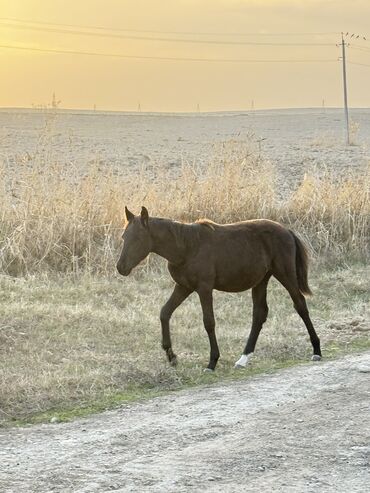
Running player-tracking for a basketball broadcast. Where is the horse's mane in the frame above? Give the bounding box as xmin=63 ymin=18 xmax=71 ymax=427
xmin=155 ymin=217 xmax=216 ymax=251
xmin=195 ymin=218 xmax=217 ymax=231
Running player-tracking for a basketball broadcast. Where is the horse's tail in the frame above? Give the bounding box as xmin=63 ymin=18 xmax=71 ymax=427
xmin=289 ymin=230 xmax=313 ymax=297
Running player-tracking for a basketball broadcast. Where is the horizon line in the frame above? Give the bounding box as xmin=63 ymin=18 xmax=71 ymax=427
xmin=1 ymin=105 xmax=369 ymax=115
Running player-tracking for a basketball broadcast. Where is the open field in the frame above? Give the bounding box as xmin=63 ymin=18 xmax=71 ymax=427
xmin=0 ymin=107 xmax=369 ymax=426
xmin=1 ymin=107 xmax=370 ymax=185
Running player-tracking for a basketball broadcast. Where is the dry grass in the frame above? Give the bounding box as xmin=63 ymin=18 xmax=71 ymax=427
xmin=0 ymin=134 xmax=369 ymax=276
xmin=287 ymin=168 xmax=370 ymax=260
xmin=0 ymin=263 xmax=369 ymax=424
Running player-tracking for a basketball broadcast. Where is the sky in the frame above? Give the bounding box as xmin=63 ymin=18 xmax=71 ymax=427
xmin=1 ymin=0 xmax=370 ymax=111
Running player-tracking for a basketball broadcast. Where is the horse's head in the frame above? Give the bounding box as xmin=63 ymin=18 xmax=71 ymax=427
xmin=116 ymin=206 xmax=151 ymax=276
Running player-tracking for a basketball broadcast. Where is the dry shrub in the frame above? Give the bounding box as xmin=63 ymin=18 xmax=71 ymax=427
xmin=0 ymin=135 xmax=368 ymax=276
xmin=287 ymin=167 xmax=370 ymax=260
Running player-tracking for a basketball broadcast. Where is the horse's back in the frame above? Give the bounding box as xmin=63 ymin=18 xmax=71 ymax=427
xmin=205 ymin=218 xmax=293 ymax=247
xmin=195 ymin=219 xmax=294 ymax=292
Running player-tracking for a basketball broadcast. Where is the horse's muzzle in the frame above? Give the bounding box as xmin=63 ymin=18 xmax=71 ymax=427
xmin=116 ymin=263 xmax=132 ymax=276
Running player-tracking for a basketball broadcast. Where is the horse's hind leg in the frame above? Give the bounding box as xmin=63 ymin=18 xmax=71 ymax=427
xmin=160 ymin=284 xmax=192 ymax=366
xmin=274 ymin=270 xmax=321 ymax=361
xmin=235 ymin=273 xmax=271 ymax=368
xmin=291 ymin=289 xmax=321 ymax=360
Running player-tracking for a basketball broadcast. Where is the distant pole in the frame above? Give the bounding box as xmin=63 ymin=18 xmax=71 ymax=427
xmin=197 ymin=103 xmax=200 ymax=113
xmin=137 ymin=101 xmax=141 ymax=112
xmin=322 ymin=99 xmax=325 ymax=113
xmin=251 ymin=99 xmax=255 ymax=111
xmin=341 ymin=33 xmax=350 ymax=145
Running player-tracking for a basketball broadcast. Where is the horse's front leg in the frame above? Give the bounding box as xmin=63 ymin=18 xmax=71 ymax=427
xmin=160 ymin=284 xmax=192 ymax=366
xmin=197 ymin=285 xmax=220 ymax=371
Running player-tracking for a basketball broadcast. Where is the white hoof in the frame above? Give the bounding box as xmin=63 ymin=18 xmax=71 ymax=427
xmin=234 ymin=353 xmax=253 ymax=369
xmin=311 ymin=354 xmax=322 ymax=361
xmin=203 ymin=368 xmax=214 ymax=373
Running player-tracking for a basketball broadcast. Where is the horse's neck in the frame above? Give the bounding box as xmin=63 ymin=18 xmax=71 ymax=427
xmin=150 ymin=218 xmax=188 ymax=264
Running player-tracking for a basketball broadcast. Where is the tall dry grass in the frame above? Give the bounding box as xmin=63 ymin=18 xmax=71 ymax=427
xmin=0 ymin=124 xmax=369 ymax=276
xmin=287 ymin=170 xmax=370 ymax=259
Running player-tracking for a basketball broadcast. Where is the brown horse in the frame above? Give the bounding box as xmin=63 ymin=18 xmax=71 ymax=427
xmin=117 ymin=206 xmax=321 ymax=371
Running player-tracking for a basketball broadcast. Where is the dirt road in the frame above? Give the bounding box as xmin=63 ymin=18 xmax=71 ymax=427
xmin=1 ymin=352 xmax=369 ymax=493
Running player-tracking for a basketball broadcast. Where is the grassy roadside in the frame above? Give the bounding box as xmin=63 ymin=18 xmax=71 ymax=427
xmin=1 ymin=262 xmax=369 ymax=428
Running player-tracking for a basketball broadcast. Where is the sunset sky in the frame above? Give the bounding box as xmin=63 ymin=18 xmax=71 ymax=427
xmin=1 ymin=0 xmax=370 ymax=111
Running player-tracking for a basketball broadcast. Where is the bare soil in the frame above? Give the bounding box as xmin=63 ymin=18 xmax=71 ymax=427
xmin=1 ymin=352 xmax=369 ymax=493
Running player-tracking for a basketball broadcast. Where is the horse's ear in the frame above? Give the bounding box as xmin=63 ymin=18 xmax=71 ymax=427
xmin=125 ymin=206 xmax=135 ymax=223
xmin=140 ymin=206 xmax=149 ymax=229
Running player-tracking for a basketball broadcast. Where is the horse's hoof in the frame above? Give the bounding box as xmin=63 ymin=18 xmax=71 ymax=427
xmin=311 ymin=354 xmax=322 ymax=361
xmin=203 ymin=368 xmax=214 ymax=373
xmin=234 ymin=363 xmax=246 ymax=370
xmin=234 ymin=353 xmax=253 ymax=369
xmin=170 ymin=356 xmax=178 ymax=367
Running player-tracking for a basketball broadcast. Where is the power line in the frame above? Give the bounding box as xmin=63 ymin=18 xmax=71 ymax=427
xmin=346 ymin=44 xmax=370 ymax=66
xmin=0 ymin=17 xmax=340 ymax=38
xmin=348 ymin=60 xmax=370 ymax=68
xmin=349 ymin=44 xmax=370 ymax=52
xmin=0 ymin=43 xmax=339 ymax=63
xmin=0 ymin=22 xmax=335 ymax=46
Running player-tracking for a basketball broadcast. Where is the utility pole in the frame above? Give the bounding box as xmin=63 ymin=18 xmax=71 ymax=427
xmin=340 ymin=32 xmax=367 ymax=144
xmin=341 ymin=33 xmax=350 ymax=145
